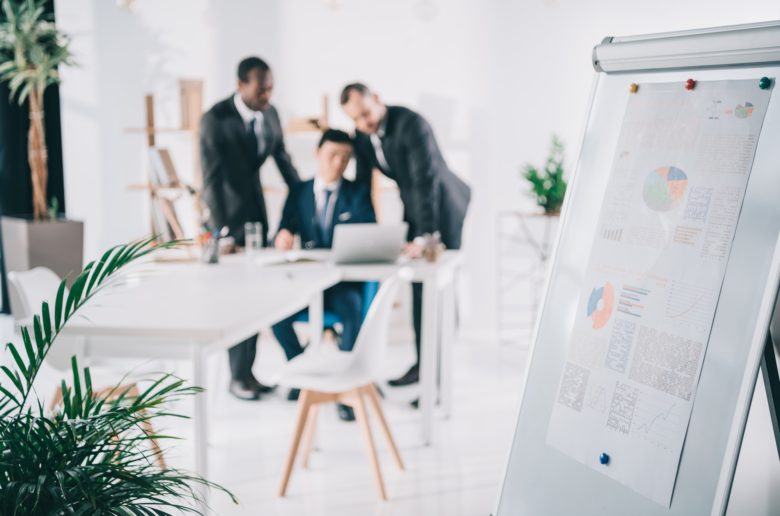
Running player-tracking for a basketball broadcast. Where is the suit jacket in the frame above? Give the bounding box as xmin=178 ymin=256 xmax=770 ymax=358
xmin=200 ymin=96 xmax=299 ymax=245
xmin=278 ymin=178 xmax=376 ymax=249
xmin=353 ymin=105 xmax=471 ymax=249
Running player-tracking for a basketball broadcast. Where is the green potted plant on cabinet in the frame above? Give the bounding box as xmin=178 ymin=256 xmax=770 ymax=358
xmin=0 ymin=237 xmax=236 ymax=513
xmin=0 ymin=0 xmax=83 ymax=284
xmin=522 ymin=134 xmax=568 ymax=215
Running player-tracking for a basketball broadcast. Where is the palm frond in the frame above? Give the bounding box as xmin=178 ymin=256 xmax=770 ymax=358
xmin=0 ymin=0 xmax=73 ymax=105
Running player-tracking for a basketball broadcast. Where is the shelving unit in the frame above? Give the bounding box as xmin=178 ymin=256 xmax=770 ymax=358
xmin=125 ymin=82 xmax=203 ymax=241
xmin=495 ymin=210 xmax=559 ymax=345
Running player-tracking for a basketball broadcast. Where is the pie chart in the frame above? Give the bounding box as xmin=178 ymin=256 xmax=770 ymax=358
xmin=643 ymin=166 xmax=688 ymax=212
xmin=735 ymin=102 xmax=754 ymax=119
xmin=587 ymin=282 xmax=614 ymax=330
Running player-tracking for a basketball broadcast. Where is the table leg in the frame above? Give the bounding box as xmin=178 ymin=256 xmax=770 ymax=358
xmin=309 ymin=289 xmax=324 ymax=349
xmin=420 ymin=278 xmax=439 ymax=445
xmin=440 ymin=280 xmax=456 ymax=419
xmin=192 ymin=345 xmax=210 ymax=513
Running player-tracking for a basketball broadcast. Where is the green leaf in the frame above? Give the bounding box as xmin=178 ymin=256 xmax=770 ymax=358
xmin=54 ymin=278 xmax=66 ymax=332
xmin=7 ymin=340 xmax=28 ymax=377
xmin=70 ymin=356 xmax=83 ymax=418
xmin=41 ymin=301 xmax=52 ymax=344
xmin=64 ymin=272 xmax=88 ymax=321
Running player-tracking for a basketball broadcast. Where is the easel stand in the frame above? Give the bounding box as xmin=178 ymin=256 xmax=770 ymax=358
xmin=760 ymin=325 xmax=780 ymax=460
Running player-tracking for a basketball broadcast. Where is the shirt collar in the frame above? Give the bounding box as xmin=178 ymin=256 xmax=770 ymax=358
xmin=376 ymin=111 xmax=389 ymax=138
xmin=314 ymin=176 xmax=342 ymax=194
xmin=233 ymin=93 xmax=263 ymax=125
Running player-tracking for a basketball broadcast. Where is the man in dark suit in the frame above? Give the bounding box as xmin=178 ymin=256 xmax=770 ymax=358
xmin=341 ymin=83 xmax=471 ymax=388
xmin=200 ymin=56 xmax=300 ymax=400
xmin=272 ymin=129 xmax=376 ymax=421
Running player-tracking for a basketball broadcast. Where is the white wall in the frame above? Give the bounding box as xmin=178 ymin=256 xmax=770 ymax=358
xmin=55 ymin=0 xmax=780 ymax=337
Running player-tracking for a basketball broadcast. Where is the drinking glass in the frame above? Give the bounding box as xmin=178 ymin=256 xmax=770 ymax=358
xmin=244 ymin=222 xmax=263 ymax=260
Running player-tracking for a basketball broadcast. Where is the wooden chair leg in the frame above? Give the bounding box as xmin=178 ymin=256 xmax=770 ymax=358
xmin=353 ymin=388 xmax=387 ymax=501
xmin=49 ymin=386 xmax=64 ymax=413
xmin=278 ymin=390 xmax=312 ymax=497
xmin=122 ymin=384 xmax=168 ymax=470
xmin=364 ymin=384 xmax=405 ymax=471
xmin=301 ymin=404 xmax=320 ymax=469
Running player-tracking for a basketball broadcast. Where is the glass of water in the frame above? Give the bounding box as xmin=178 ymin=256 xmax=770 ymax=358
xmin=244 ymin=222 xmax=263 ymax=260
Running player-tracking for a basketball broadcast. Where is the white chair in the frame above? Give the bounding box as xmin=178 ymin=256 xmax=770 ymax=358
xmin=6 ymin=267 xmax=76 ymax=372
xmin=276 ymin=273 xmax=406 ymax=501
xmin=6 ymin=267 xmax=166 ymax=469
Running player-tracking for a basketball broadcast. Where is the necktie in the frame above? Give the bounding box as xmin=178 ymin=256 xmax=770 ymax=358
xmin=319 ymin=189 xmax=333 ymax=246
xmin=255 ymin=113 xmax=266 ymax=156
xmin=370 ymin=133 xmax=391 ymax=172
xmin=246 ymin=118 xmax=259 ymax=161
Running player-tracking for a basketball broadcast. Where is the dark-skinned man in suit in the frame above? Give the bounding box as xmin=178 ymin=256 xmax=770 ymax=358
xmin=200 ymin=56 xmax=300 ymax=400
xmin=272 ymin=129 xmax=376 ymax=421
xmin=341 ymin=82 xmax=471 ymax=390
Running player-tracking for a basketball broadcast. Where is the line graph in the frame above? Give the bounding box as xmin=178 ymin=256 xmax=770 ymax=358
xmin=636 ymin=403 xmax=676 ymax=434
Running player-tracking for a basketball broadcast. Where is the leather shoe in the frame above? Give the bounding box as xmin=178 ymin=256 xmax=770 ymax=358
xmin=388 ymin=364 xmax=419 ymax=386
xmin=337 ymin=403 xmax=355 ymax=422
xmin=245 ymin=377 xmax=276 ymax=394
xmin=229 ymin=380 xmax=260 ymax=401
xmin=287 ymin=388 xmax=300 ymax=401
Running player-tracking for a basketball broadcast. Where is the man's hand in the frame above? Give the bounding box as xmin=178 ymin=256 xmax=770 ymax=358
xmin=403 ymin=241 xmax=424 ymax=258
xmin=275 ymin=229 xmax=294 ymax=250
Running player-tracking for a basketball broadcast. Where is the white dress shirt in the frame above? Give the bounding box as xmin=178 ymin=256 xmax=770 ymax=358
xmin=370 ymin=115 xmax=391 ymax=172
xmin=233 ymin=93 xmax=265 ymax=155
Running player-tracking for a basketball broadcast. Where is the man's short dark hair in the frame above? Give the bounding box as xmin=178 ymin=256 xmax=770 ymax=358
xmin=340 ymin=83 xmax=372 ymax=105
xmin=318 ymin=128 xmax=353 ymax=148
xmin=237 ymin=57 xmax=270 ymax=82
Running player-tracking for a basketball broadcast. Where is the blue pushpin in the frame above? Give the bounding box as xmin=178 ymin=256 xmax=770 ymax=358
xmin=599 ymin=452 xmax=610 ymax=465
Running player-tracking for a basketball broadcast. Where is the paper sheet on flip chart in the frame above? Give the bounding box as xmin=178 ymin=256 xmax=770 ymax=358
xmin=546 ymin=79 xmax=774 ymax=506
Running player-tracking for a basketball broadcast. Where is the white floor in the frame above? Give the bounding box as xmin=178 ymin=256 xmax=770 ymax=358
xmin=2 ymin=309 xmax=778 ymax=515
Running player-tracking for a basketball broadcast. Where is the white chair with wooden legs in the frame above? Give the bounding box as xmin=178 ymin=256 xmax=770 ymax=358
xmin=276 ymin=273 xmax=406 ymax=501
xmin=6 ymin=267 xmax=167 ymax=470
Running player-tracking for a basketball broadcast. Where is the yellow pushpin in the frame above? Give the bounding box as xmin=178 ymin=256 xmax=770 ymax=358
xmin=629 ymin=83 xmax=639 ymax=94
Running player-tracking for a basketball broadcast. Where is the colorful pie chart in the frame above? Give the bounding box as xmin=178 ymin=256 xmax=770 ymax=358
xmin=735 ymin=102 xmax=754 ymax=119
xmin=643 ymin=166 xmax=688 ymax=212
xmin=587 ymin=282 xmax=614 ymax=330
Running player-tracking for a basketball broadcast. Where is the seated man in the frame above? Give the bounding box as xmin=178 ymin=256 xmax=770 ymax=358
xmin=272 ymin=128 xmax=376 ymax=421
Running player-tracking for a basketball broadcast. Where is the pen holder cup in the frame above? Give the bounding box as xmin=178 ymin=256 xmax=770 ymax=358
xmin=201 ymin=239 xmax=219 ymax=264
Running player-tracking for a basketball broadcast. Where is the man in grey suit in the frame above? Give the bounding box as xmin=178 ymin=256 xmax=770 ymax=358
xmin=341 ymin=83 xmax=471 ymax=389
xmin=200 ymin=56 xmax=300 ymax=400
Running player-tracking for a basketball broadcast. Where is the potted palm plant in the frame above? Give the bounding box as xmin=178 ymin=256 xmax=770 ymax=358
xmin=0 ymin=237 xmax=236 ymax=513
xmin=522 ymin=134 xmax=568 ymax=215
xmin=0 ymin=0 xmax=83 ymax=284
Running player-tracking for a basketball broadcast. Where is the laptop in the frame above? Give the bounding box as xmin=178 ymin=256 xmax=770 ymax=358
xmin=331 ymin=223 xmax=407 ymax=264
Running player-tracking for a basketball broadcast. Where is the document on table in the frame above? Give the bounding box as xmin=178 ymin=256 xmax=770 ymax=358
xmin=252 ymin=249 xmax=332 ymax=267
xmin=546 ymin=79 xmax=774 ymax=506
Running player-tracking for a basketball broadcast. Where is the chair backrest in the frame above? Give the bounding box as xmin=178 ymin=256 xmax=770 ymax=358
xmin=6 ymin=267 xmax=72 ymax=371
xmin=346 ymin=273 xmax=403 ymax=378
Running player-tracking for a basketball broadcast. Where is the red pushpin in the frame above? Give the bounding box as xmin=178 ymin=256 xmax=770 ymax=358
xmin=685 ymin=78 xmax=696 ymax=90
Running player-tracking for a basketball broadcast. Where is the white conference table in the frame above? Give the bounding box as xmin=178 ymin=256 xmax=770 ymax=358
xmin=62 ymin=249 xmax=461 ymax=505
xmin=63 ymin=259 xmax=340 ymax=501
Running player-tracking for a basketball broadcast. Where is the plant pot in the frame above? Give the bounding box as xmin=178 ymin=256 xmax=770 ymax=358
xmin=1 ymin=216 xmax=84 ymax=286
